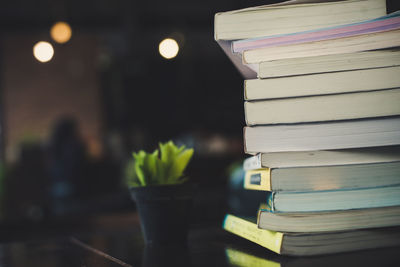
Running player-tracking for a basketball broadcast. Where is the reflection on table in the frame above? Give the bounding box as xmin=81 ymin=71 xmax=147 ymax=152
xmin=0 ymin=212 xmax=399 ymax=267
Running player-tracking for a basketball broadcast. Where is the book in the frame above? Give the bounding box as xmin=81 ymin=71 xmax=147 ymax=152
xmin=244 ymin=117 xmax=400 ymax=154
xmin=267 ymin=185 xmax=400 ymax=212
xmin=232 ymin=11 xmax=400 ymax=53
xmin=244 ymin=88 xmax=400 ymax=125
xmin=257 ymin=49 xmax=400 ymax=78
xmin=243 ymin=146 xmax=400 ymax=170
xmin=222 ymin=214 xmax=400 ymax=256
xmin=244 ymin=161 xmax=400 ymax=192
xmin=244 ymin=65 xmax=400 ymax=100
xmin=225 ymin=244 xmax=400 ymax=267
xmin=214 ymin=0 xmax=386 ymax=41
xmin=258 ymin=206 xmax=400 ymax=233
xmin=242 ymin=27 xmax=400 ymax=64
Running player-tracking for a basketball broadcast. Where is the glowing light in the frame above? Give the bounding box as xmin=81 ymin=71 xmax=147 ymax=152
xmin=50 ymin=21 xmax=72 ymax=44
xmin=158 ymin=38 xmax=179 ymax=59
xmin=33 ymin=41 xmax=54 ymax=63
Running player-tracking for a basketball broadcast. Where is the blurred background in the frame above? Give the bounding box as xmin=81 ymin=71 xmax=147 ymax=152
xmin=0 ymin=0 xmax=399 ymax=237
xmin=0 ymin=0 xmax=272 ymax=231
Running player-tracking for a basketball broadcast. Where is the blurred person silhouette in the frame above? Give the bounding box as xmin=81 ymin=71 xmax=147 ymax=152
xmin=46 ymin=117 xmax=89 ymax=211
xmin=44 ymin=116 xmax=132 ymax=217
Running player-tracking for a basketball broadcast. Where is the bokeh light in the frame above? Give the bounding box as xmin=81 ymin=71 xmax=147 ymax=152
xmin=33 ymin=41 xmax=54 ymax=63
xmin=50 ymin=22 xmax=72 ymax=44
xmin=158 ymin=38 xmax=179 ymax=59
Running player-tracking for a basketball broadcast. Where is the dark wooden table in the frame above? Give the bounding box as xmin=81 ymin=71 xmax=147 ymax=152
xmin=0 ymin=212 xmax=399 ymax=267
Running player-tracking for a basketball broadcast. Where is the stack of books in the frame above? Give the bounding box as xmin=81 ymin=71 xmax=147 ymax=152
xmin=215 ymin=0 xmax=400 ymax=256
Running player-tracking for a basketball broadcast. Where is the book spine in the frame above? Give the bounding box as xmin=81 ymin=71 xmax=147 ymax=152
xmin=244 ymin=169 xmax=272 ymax=191
xmin=223 ymin=214 xmax=283 ymax=254
xmin=243 ymin=154 xmax=262 ymax=170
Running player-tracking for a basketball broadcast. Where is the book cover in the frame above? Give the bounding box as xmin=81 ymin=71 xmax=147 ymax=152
xmin=233 ymin=11 xmax=400 ymax=53
xmin=244 ymin=169 xmax=272 ymax=191
xmin=215 ymin=0 xmax=386 ymax=41
xmin=222 ymin=214 xmax=283 ymax=254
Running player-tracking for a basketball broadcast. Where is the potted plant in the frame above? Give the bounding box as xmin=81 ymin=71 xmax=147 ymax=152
xmin=126 ymin=141 xmax=195 ymax=245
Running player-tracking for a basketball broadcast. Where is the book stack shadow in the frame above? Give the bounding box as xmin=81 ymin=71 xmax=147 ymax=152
xmin=215 ymin=0 xmax=400 ymax=256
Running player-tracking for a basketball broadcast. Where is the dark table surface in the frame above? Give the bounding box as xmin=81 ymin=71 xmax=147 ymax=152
xmin=0 ymin=212 xmax=400 ymax=267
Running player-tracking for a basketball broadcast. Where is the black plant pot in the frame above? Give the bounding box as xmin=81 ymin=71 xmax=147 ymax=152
xmin=130 ymin=183 xmax=195 ymax=245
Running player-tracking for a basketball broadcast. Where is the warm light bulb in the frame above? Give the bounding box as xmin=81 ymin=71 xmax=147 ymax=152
xmin=33 ymin=41 xmax=54 ymax=63
xmin=159 ymin=38 xmax=179 ymax=59
xmin=50 ymin=21 xmax=72 ymax=44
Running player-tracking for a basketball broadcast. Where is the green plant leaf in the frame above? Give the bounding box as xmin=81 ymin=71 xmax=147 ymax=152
xmin=160 ymin=141 xmax=177 ymax=183
xmin=128 ymin=141 xmax=194 ymax=187
xmin=143 ymin=150 xmax=159 ymax=185
xmin=125 ymin=158 xmax=141 ymax=187
xmin=160 ymin=141 xmax=174 ymax=164
xmin=133 ymin=151 xmax=147 ymax=186
xmin=168 ymin=148 xmax=194 ymax=183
